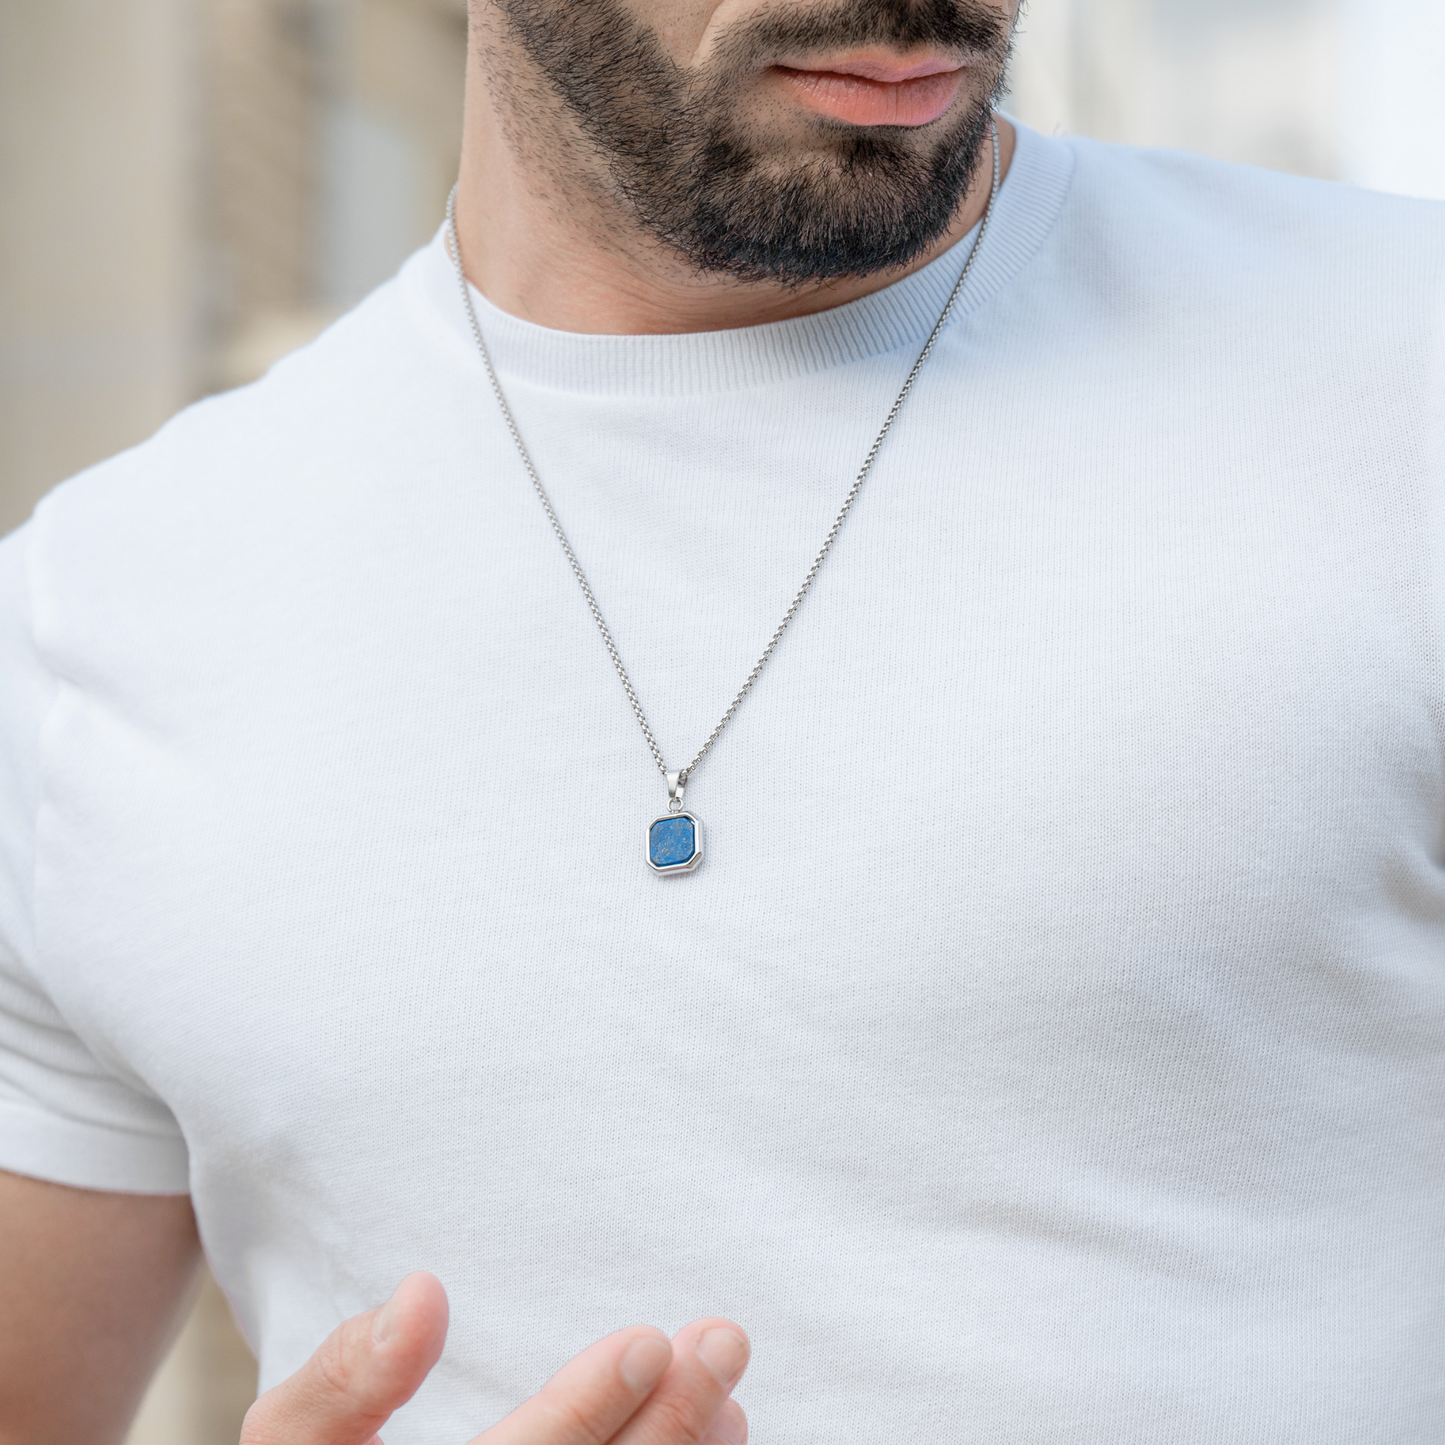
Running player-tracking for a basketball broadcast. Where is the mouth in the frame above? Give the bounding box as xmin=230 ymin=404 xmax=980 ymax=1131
xmin=771 ymin=52 xmax=966 ymax=128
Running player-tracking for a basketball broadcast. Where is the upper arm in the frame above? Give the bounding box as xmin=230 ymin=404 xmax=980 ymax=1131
xmin=0 ymin=1169 xmax=202 ymax=1445
xmin=0 ymin=518 xmax=202 ymax=1443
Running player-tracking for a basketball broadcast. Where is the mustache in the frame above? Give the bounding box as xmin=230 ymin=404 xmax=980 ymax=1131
xmin=718 ymin=0 xmax=1014 ymax=64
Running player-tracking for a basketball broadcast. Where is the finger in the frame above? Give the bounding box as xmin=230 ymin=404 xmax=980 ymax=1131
xmin=241 ymin=1272 xmax=449 ymax=1445
xmin=474 ymin=1325 xmax=672 ymax=1445
xmin=702 ymin=1398 xmax=747 ymax=1445
xmin=611 ymin=1318 xmax=749 ymax=1445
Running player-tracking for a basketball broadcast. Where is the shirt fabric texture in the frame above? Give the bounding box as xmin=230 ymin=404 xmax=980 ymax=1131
xmin=1 ymin=124 xmax=1444 ymax=1442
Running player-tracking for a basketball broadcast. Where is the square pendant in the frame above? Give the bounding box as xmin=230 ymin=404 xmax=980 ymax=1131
xmin=648 ymin=811 xmax=703 ymax=875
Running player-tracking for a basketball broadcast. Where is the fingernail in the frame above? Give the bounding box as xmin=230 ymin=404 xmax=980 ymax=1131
xmin=707 ymin=1412 xmax=748 ymax=1445
xmin=695 ymin=1327 xmax=748 ymax=1388
xmin=618 ymin=1335 xmax=671 ymax=1394
xmin=372 ymin=1292 xmax=400 ymax=1344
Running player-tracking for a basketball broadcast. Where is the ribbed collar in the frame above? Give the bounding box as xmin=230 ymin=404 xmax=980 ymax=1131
xmin=406 ymin=120 xmax=1075 ymax=397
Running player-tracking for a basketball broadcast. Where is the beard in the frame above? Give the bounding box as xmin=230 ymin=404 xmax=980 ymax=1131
xmin=482 ymin=0 xmax=1013 ymax=285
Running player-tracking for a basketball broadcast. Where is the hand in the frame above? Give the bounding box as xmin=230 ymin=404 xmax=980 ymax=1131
xmin=240 ymin=1272 xmax=749 ymax=1445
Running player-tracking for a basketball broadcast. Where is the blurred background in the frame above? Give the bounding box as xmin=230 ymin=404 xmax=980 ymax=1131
xmin=0 ymin=0 xmax=1441 ymax=1439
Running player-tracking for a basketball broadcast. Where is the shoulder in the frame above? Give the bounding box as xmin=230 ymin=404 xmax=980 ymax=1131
xmin=38 ymin=242 xmax=459 ymax=540
xmin=1063 ymin=130 xmax=1445 ymax=254
xmin=24 ymin=241 xmax=475 ymax=659
xmin=1058 ymin=132 xmax=1445 ymax=279
xmin=1005 ymin=132 xmax=1445 ymax=424
xmin=17 ymin=238 xmax=486 ymax=697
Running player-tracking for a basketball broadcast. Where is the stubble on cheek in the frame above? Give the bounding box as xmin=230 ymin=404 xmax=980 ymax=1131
xmin=469 ymin=2 xmax=657 ymax=251
xmin=477 ymin=0 xmax=758 ymax=271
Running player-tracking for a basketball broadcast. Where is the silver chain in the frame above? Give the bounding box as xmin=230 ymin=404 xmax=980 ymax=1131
xmin=446 ymin=117 xmax=1001 ymax=792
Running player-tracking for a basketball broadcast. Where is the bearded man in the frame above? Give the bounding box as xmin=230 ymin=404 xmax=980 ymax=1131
xmin=1 ymin=0 xmax=1442 ymax=1441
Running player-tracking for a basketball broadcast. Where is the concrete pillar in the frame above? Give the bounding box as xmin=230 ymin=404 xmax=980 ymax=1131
xmin=314 ymin=0 xmax=466 ymax=309
xmin=0 ymin=0 xmax=202 ymax=533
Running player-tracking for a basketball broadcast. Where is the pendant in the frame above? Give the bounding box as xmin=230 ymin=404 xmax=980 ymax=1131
xmin=648 ymin=771 xmax=703 ymax=876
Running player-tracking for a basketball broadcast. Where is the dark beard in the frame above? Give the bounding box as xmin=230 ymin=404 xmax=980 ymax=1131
xmin=483 ymin=0 xmax=1012 ymax=285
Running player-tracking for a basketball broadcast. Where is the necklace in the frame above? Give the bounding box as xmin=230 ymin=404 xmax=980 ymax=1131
xmin=446 ymin=117 xmax=1001 ymax=876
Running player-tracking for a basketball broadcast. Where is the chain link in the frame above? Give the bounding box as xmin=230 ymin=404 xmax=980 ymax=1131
xmin=447 ymin=118 xmax=1001 ymax=790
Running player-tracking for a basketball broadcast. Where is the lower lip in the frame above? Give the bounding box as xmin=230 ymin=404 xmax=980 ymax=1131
xmin=773 ymin=65 xmax=964 ymax=128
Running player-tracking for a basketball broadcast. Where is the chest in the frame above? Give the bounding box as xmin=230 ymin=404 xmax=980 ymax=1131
xmin=38 ymin=402 xmax=1441 ymax=1084
xmin=30 ymin=371 xmax=1445 ymax=1301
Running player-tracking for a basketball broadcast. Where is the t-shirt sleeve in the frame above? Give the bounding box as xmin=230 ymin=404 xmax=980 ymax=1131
xmin=0 ymin=521 xmax=190 ymax=1193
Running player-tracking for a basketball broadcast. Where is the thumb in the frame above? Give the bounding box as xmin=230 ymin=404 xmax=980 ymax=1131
xmin=241 ymin=1272 xmax=449 ymax=1445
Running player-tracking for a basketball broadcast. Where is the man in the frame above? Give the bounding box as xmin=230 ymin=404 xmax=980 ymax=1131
xmin=1 ymin=0 xmax=1441 ymax=1439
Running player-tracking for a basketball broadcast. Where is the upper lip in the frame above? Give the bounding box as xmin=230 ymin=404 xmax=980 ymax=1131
xmin=777 ymin=53 xmax=963 ymax=84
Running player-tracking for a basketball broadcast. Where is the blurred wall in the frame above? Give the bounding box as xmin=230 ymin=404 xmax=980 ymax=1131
xmin=0 ymin=0 xmax=466 ymax=537
xmin=1337 ymin=0 xmax=1445 ymax=199
xmin=0 ymin=2 xmax=1441 ymax=1443
xmin=1005 ymin=0 xmax=1445 ymax=197
xmin=1007 ymin=0 xmax=1339 ymax=176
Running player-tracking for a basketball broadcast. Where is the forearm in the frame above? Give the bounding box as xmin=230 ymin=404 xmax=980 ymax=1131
xmin=0 ymin=1170 xmax=201 ymax=1445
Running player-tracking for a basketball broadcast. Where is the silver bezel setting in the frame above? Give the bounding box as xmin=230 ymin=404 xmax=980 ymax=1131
xmin=647 ymin=811 xmax=703 ymax=876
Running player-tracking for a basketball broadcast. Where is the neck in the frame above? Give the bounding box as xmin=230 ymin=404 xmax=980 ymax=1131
xmin=451 ymin=75 xmax=1016 ymax=338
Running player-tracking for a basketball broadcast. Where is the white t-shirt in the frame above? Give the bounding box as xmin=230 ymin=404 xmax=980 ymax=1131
xmin=2 ymin=124 xmax=1443 ymax=1443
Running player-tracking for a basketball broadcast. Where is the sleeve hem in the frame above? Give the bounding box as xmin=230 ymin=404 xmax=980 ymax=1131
xmin=0 ymin=1098 xmax=189 ymax=1194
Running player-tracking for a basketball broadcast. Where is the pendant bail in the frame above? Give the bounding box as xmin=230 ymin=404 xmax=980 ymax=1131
xmin=666 ymin=770 xmax=686 ymax=811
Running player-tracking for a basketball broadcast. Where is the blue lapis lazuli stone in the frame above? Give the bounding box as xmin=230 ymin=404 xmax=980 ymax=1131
xmin=650 ymin=815 xmax=696 ymax=869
